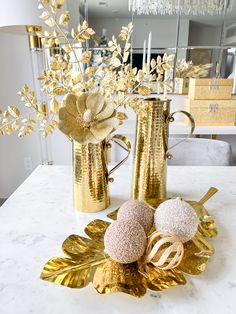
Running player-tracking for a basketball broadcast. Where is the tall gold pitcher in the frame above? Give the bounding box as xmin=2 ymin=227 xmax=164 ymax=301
xmin=73 ymin=134 xmax=131 ymax=212
xmin=132 ymin=98 xmax=194 ymax=207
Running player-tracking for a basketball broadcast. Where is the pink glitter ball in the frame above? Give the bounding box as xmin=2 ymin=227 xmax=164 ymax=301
xmin=104 ymin=219 xmax=147 ymax=264
xmin=117 ymin=199 xmax=154 ymax=234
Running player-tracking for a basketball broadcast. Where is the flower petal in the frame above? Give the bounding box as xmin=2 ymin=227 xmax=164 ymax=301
xmin=59 ymin=107 xmax=70 ymax=121
xmin=96 ymin=100 xmax=115 ymax=121
xmin=58 ymin=120 xmax=73 ymax=137
xmin=90 ymin=118 xmax=118 ymax=141
xmin=71 ymin=129 xmax=99 ymax=144
xmin=59 ymin=107 xmax=83 ymax=139
xmin=62 ymin=94 xmax=78 ymax=117
xmin=58 ymin=109 xmax=74 ymax=134
xmin=76 ymin=93 xmax=87 ymax=114
xmin=59 ymin=108 xmax=78 ymax=127
xmin=86 ymin=93 xmax=105 ymax=115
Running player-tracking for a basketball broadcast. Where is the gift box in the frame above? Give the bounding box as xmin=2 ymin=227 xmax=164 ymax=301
xmin=185 ymin=99 xmax=236 ymax=126
xmin=174 ymin=78 xmax=189 ymax=94
xmin=188 ymin=78 xmax=233 ymax=100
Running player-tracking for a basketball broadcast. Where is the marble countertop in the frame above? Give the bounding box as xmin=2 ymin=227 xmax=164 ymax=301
xmin=0 ymin=165 xmax=236 ymax=314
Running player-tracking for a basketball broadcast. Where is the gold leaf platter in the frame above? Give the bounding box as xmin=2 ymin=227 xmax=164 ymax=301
xmin=40 ymin=187 xmax=218 ymax=298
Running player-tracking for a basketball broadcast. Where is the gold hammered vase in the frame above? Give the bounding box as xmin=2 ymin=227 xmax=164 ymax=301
xmin=132 ymin=98 xmax=195 ymax=207
xmin=73 ymin=135 xmax=131 ymax=213
xmin=132 ymin=98 xmax=170 ymax=206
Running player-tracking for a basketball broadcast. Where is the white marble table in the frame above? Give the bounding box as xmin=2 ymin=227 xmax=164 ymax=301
xmin=0 ymin=165 xmax=236 ymax=314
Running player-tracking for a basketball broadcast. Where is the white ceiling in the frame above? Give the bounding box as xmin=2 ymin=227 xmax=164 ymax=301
xmin=87 ymin=0 xmax=131 ymax=18
xmin=87 ymin=0 xmax=236 ymax=24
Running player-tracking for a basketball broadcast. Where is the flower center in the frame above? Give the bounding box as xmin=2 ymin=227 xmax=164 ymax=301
xmin=83 ymin=109 xmax=94 ymax=124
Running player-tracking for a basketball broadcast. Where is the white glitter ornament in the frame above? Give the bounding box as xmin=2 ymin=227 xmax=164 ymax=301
xmin=154 ymin=197 xmax=198 ymax=243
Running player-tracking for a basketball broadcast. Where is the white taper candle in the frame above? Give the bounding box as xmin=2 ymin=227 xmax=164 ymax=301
xmin=147 ymin=31 xmax=152 ymax=67
xmin=164 ymin=70 xmax=167 ymax=99
xmin=142 ymin=40 xmax=146 ymax=70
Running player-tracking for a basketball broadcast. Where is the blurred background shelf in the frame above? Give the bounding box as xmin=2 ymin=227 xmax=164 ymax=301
xmin=170 ymin=123 xmax=236 ymax=135
xmin=118 ymin=119 xmax=236 ymax=135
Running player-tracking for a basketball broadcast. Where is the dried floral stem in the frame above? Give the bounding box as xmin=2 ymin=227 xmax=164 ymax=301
xmin=0 ymin=90 xmax=47 ymax=131
xmin=115 ymin=63 xmax=159 ymax=109
xmin=39 ymin=1 xmax=87 ymax=90
xmin=0 ymin=112 xmax=36 ymax=130
xmin=24 ymin=94 xmax=38 ymax=111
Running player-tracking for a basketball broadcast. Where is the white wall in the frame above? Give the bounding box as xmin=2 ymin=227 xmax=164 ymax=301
xmin=188 ymin=21 xmax=222 ymax=76
xmin=0 ymin=31 xmax=72 ymax=198
xmin=188 ymin=21 xmax=221 ymax=46
xmin=0 ymin=32 xmax=41 ymax=198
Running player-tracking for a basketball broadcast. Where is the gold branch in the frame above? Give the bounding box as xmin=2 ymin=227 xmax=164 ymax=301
xmin=39 ymin=0 xmax=87 ymax=91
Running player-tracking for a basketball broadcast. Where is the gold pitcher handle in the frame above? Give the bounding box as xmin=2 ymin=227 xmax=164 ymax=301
xmin=166 ymin=110 xmax=195 ymax=159
xmin=107 ymin=134 xmax=131 ymax=180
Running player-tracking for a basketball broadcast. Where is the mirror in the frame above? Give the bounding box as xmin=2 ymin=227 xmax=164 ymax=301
xmin=66 ymin=0 xmax=236 ymax=93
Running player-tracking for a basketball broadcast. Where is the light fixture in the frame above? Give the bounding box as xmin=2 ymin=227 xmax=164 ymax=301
xmin=129 ymin=0 xmax=232 ymax=15
xmin=0 ymin=0 xmax=41 ymax=28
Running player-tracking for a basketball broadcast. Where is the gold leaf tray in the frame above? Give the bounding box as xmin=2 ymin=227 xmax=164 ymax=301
xmin=40 ymin=187 xmax=218 ymax=298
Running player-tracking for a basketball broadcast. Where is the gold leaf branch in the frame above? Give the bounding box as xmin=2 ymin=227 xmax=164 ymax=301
xmin=38 ymin=0 xmax=95 ymax=89
xmin=175 ymin=60 xmax=213 ymax=79
xmin=115 ymin=53 xmax=175 ymax=109
xmin=0 ymin=84 xmax=57 ymax=138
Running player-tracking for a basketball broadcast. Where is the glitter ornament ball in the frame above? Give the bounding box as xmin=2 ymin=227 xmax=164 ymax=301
xmin=104 ymin=219 xmax=147 ymax=264
xmin=117 ymin=200 xmax=154 ymax=234
xmin=154 ymin=197 xmax=198 ymax=243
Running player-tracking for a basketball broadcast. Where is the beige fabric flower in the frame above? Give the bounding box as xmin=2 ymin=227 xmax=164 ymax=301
xmin=58 ymin=92 xmax=118 ymax=144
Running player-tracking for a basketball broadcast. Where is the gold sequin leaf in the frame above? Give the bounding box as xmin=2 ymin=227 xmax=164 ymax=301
xmin=58 ymin=11 xmax=70 ymax=26
xmin=7 ymin=106 xmax=20 ymax=118
xmin=80 ymin=51 xmax=92 ymax=63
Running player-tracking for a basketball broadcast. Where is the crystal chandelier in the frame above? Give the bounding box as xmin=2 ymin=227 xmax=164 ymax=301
xmin=129 ymin=0 xmax=231 ymax=15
